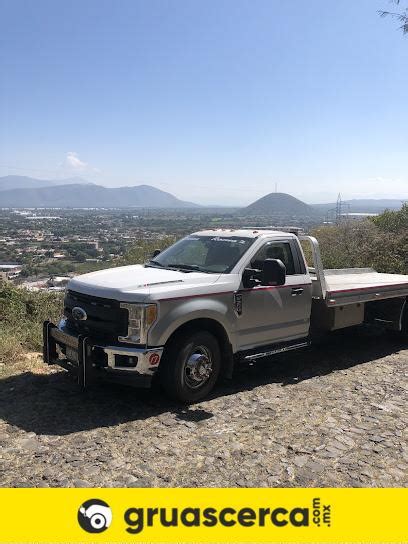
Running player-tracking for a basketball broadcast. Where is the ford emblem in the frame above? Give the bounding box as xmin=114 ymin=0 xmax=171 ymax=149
xmin=72 ymin=306 xmax=87 ymax=321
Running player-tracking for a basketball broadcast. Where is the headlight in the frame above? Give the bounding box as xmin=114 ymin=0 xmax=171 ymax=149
xmin=118 ymin=303 xmax=158 ymax=344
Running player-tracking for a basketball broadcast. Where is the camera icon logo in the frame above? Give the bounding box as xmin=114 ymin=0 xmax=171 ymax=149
xmin=77 ymin=499 xmax=112 ymax=533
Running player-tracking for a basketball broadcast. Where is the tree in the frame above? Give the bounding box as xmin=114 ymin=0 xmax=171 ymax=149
xmin=379 ymin=0 xmax=408 ymax=34
xmin=371 ymin=203 xmax=408 ymax=232
xmin=309 ymin=204 xmax=408 ymax=275
xmin=121 ymin=236 xmax=176 ymax=266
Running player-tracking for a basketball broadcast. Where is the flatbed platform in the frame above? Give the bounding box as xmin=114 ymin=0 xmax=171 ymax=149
xmin=322 ymin=268 xmax=408 ymax=306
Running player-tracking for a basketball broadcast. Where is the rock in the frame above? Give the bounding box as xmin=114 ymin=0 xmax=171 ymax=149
xmin=369 ymin=435 xmax=385 ymax=443
xmin=17 ymin=438 xmax=43 ymax=453
xmin=292 ymin=455 xmax=309 ymax=468
xmin=128 ymin=478 xmax=153 ymax=488
xmin=84 ymin=465 xmax=101 ymax=477
xmin=73 ymin=479 xmax=92 ymax=487
xmin=326 ymin=440 xmax=349 ymax=452
xmin=305 ymin=461 xmax=325 ymax=474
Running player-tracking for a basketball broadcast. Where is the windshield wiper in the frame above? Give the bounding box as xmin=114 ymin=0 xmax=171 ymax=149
xmin=145 ymin=259 xmax=164 ymax=268
xmin=146 ymin=261 xmax=213 ymax=273
xmin=167 ymin=263 xmax=207 ymax=272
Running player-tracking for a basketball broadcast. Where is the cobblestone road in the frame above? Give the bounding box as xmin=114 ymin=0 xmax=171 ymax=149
xmin=0 ymin=328 xmax=407 ymax=487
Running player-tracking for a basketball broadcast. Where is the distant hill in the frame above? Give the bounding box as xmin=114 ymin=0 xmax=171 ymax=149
xmin=313 ymin=199 xmax=406 ymax=213
xmin=244 ymin=192 xmax=318 ymax=216
xmin=2 ymin=176 xmax=403 ymax=212
xmin=0 ymin=182 xmax=198 ymax=208
xmin=0 ymin=175 xmax=92 ymax=191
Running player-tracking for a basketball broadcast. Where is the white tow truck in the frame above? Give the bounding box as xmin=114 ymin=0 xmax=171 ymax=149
xmin=44 ymin=228 xmax=408 ymax=402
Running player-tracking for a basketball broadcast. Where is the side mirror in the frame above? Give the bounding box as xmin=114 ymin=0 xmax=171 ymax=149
xmin=152 ymin=249 xmax=161 ymax=258
xmin=242 ymin=268 xmax=260 ymax=288
xmin=262 ymin=259 xmax=286 ymax=286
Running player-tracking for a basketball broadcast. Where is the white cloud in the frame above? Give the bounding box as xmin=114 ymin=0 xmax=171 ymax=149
xmin=61 ymin=151 xmax=101 ymax=175
xmin=64 ymin=151 xmax=88 ymax=171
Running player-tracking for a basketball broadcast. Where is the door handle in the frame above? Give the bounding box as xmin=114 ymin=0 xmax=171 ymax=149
xmin=291 ymin=287 xmax=304 ymax=296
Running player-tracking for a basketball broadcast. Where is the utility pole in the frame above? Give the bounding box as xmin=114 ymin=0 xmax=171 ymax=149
xmin=336 ymin=193 xmax=342 ymax=223
xmin=335 ymin=193 xmax=350 ymax=224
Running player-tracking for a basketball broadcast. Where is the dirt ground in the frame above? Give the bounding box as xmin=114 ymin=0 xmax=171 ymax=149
xmin=0 ymin=327 xmax=407 ymax=488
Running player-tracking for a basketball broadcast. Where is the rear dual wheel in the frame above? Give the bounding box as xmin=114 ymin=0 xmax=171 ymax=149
xmin=160 ymin=330 xmax=221 ymax=403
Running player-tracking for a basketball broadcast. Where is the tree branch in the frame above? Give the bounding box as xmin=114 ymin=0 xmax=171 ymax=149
xmin=378 ymin=1 xmax=408 ymax=34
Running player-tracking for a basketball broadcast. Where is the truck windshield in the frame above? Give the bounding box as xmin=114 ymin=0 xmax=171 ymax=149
xmin=146 ymin=235 xmax=254 ymax=273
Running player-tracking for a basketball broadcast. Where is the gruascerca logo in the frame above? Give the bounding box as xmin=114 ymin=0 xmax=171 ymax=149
xmin=78 ymin=499 xmax=112 ymax=533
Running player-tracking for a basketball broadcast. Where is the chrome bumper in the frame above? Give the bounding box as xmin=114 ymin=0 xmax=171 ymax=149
xmin=43 ymin=320 xmax=163 ymax=388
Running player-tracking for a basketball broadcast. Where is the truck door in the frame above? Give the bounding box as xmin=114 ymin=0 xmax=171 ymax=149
xmin=235 ymin=239 xmax=312 ymax=350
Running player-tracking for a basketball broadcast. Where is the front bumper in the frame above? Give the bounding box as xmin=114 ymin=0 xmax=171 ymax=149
xmin=43 ymin=320 xmax=164 ymax=388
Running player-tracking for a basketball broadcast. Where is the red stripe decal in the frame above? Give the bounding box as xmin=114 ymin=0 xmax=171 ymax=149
xmin=159 ymin=290 xmax=233 ymax=302
xmin=158 ymin=284 xmax=310 ymax=302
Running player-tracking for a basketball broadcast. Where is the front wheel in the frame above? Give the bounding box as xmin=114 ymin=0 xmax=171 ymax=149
xmin=160 ymin=330 xmax=221 ymax=403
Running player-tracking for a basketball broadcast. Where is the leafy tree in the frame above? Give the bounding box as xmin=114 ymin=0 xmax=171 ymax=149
xmin=121 ymin=236 xmax=177 ymax=265
xmin=379 ymin=0 xmax=408 ymax=34
xmin=370 ymin=203 xmax=408 ymax=232
xmin=310 ymin=206 xmax=408 ymax=274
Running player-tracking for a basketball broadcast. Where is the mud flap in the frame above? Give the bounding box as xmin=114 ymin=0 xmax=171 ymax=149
xmin=43 ymin=320 xmax=57 ymax=365
xmin=77 ymin=335 xmax=94 ymax=389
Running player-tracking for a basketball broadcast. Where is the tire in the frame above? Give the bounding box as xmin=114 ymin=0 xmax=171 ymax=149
xmin=160 ymin=330 xmax=221 ymax=403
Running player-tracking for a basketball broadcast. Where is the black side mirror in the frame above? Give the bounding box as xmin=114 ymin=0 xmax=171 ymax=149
xmin=242 ymin=268 xmax=260 ymax=288
xmin=262 ymin=258 xmax=286 ymax=286
xmin=152 ymin=249 xmax=161 ymax=258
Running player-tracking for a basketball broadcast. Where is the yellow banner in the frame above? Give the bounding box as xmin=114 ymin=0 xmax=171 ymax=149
xmin=0 ymin=488 xmax=406 ymax=543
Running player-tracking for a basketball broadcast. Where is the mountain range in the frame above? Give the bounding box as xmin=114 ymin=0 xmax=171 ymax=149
xmin=0 ymin=175 xmax=94 ymax=191
xmin=0 ymin=176 xmax=197 ymax=208
xmin=0 ymin=176 xmax=405 ymax=212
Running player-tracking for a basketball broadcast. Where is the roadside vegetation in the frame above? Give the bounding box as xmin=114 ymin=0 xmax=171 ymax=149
xmin=0 ymin=283 xmax=62 ymax=366
xmin=310 ymin=204 xmax=408 ymax=274
xmin=120 ymin=235 xmax=177 ymax=265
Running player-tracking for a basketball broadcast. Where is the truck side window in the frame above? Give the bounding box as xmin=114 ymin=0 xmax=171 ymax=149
xmin=250 ymin=242 xmax=296 ymax=275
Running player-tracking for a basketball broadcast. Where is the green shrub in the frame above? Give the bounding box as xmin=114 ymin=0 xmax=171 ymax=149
xmin=120 ymin=235 xmax=177 ymax=265
xmin=0 ymin=328 xmax=23 ymax=366
xmin=0 ymin=283 xmax=63 ymax=364
xmin=371 ymin=203 xmax=408 ymax=233
xmin=310 ymin=211 xmax=408 ymax=274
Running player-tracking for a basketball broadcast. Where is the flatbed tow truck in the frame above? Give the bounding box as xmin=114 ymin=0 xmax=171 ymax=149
xmin=44 ymin=227 xmax=408 ymax=402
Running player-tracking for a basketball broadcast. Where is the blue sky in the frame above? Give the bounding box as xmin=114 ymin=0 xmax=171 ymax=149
xmin=1 ymin=0 xmax=407 ymax=205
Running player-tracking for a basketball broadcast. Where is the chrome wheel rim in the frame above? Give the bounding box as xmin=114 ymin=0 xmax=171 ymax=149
xmin=183 ymin=345 xmax=213 ymax=389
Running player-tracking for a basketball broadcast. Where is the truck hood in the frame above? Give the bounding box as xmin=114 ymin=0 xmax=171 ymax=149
xmin=67 ymin=264 xmax=228 ymax=302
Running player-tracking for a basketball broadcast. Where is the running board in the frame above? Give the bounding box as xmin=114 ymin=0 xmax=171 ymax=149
xmin=243 ymin=341 xmax=310 ymax=361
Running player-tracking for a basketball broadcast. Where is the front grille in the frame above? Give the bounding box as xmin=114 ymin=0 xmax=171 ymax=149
xmin=64 ymin=290 xmax=128 ymax=343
